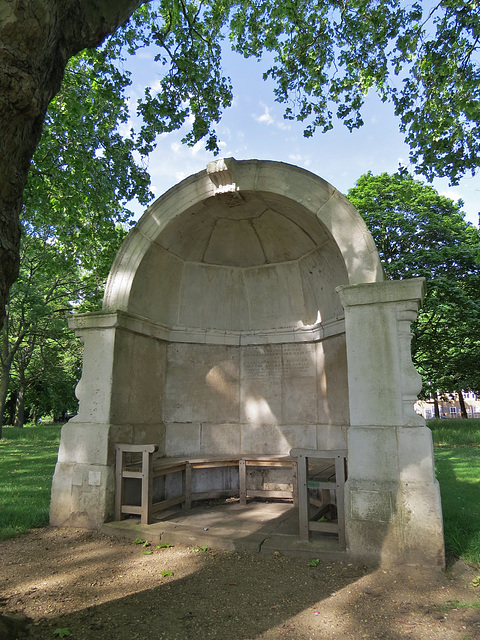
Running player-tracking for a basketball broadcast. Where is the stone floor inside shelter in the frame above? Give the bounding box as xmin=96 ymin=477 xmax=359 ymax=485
xmin=101 ymin=499 xmax=347 ymax=561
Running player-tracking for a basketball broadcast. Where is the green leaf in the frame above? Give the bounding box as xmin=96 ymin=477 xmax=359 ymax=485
xmin=157 ymin=543 xmax=174 ymax=548
xmin=142 ymin=550 xmax=154 ymax=555
xmin=348 ymin=170 xmax=480 ymax=396
xmin=53 ymin=629 xmax=71 ymax=638
xmin=161 ymin=570 xmax=174 ymax=577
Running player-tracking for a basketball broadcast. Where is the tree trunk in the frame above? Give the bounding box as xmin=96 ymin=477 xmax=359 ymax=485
xmin=7 ymin=392 xmax=16 ymax=426
xmin=0 ymin=0 xmax=146 ymax=330
xmin=0 ymin=307 xmax=23 ymax=434
xmin=434 ymin=394 xmax=440 ymax=419
xmin=458 ymin=389 xmax=468 ymax=419
xmin=14 ymin=383 xmax=25 ymax=428
xmin=0 ymin=316 xmax=15 ymax=435
xmin=0 ymin=361 xmax=9 ymax=436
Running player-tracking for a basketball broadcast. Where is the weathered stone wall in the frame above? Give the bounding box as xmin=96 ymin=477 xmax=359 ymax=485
xmin=163 ymin=336 xmax=348 ymax=456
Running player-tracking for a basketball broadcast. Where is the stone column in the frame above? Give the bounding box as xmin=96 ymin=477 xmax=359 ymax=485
xmin=50 ymin=311 xmax=167 ymax=528
xmin=337 ymin=279 xmax=444 ymax=566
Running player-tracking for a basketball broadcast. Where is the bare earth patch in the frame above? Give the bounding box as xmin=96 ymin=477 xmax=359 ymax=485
xmin=1 ymin=528 xmax=480 ymax=640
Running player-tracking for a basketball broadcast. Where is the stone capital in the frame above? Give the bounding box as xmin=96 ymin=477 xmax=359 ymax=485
xmin=336 ymin=278 xmax=425 ymax=309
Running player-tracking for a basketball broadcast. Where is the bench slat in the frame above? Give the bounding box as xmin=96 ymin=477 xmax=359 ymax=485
xmin=308 ymin=520 xmax=340 ymax=533
xmin=115 ymin=444 xmax=158 ymax=454
xmin=151 ymin=495 xmax=186 ymax=513
xmin=191 ymin=489 xmax=238 ymax=500
xmin=247 ymin=489 xmax=293 ymax=499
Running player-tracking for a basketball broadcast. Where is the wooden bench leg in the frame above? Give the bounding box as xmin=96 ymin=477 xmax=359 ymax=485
xmin=239 ymin=459 xmax=247 ymax=505
xmin=141 ymin=447 xmax=153 ymax=525
xmin=115 ymin=446 xmax=124 ymax=521
xmin=184 ymin=462 xmax=192 ymax=510
xmin=292 ymin=460 xmax=298 ymax=507
xmin=335 ymin=454 xmax=346 ymax=548
xmin=296 ymin=454 xmax=309 ymax=541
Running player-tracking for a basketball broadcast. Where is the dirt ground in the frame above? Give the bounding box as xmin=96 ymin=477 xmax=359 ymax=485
xmin=1 ymin=527 xmax=480 ymax=640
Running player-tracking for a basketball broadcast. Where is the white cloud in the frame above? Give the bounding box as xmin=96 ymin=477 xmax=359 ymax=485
xmin=135 ymin=49 xmax=156 ymax=61
xmin=288 ymin=154 xmax=303 ymax=163
xmin=191 ymin=140 xmax=203 ymax=156
xmin=439 ymin=188 xmax=462 ymax=203
xmin=150 ymin=79 xmax=163 ymax=93
xmin=288 ymin=154 xmax=312 ymax=168
xmin=276 ymin=119 xmax=291 ymax=131
xmin=253 ymin=104 xmax=274 ymax=126
xmin=118 ymin=119 xmax=134 ymax=139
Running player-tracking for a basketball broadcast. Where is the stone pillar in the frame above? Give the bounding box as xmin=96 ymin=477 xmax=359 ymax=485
xmin=50 ymin=312 xmax=167 ymax=528
xmin=337 ymin=279 xmax=444 ymax=566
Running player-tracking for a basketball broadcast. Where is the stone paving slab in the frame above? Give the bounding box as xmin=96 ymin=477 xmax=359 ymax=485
xmin=100 ymin=500 xmax=347 ymax=561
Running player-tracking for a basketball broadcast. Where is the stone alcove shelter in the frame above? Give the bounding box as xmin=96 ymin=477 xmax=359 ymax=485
xmin=50 ymin=158 xmax=444 ymax=565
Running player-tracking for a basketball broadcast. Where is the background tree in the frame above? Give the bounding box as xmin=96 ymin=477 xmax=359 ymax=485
xmin=0 ymin=46 xmax=152 ymax=436
xmin=1 ymin=1 xmax=480 ymax=328
xmin=347 ymin=171 xmax=480 ymax=404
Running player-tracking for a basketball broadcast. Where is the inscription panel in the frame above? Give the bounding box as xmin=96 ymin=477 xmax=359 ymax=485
xmin=241 ymin=345 xmax=282 ymax=380
xmin=165 ymin=343 xmax=240 ymax=423
xmin=240 ymin=343 xmax=318 ymax=424
xmin=282 ymin=344 xmax=316 ymax=377
xmin=241 ymin=344 xmax=316 ymax=379
xmin=241 ymin=346 xmax=282 ymax=423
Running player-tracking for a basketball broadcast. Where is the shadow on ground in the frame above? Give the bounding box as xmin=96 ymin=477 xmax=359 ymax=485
xmin=1 ymin=525 xmax=480 ymax=639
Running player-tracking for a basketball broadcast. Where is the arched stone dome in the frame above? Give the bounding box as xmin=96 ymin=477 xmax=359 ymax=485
xmin=103 ymin=159 xmax=383 ymax=342
xmin=52 ymin=160 xmax=444 ymax=568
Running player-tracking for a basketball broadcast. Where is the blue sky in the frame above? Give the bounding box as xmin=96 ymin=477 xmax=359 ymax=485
xmin=126 ymin=50 xmax=480 ymax=227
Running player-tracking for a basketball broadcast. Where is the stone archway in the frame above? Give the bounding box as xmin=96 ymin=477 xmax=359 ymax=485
xmin=50 ymin=159 xmax=444 ymax=565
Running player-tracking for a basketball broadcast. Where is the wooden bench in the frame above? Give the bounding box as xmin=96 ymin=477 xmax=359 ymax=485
xmin=114 ymin=444 xmax=298 ymax=525
xmin=289 ymin=448 xmax=347 ymax=547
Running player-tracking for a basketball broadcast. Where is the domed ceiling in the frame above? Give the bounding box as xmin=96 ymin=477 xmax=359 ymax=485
xmin=128 ymin=190 xmax=348 ymax=337
xmin=154 ymin=191 xmax=331 ymax=267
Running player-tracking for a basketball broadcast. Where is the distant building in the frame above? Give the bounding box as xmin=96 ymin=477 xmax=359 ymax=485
xmin=415 ymin=391 xmax=480 ymax=419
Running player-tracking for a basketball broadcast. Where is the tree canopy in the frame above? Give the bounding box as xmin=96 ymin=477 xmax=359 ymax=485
xmin=1 ymin=0 xmax=480 ymax=328
xmin=0 ymin=46 xmax=151 ymax=434
xmin=112 ymin=1 xmax=480 ymax=184
xmin=347 ymin=171 xmax=480 ymax=398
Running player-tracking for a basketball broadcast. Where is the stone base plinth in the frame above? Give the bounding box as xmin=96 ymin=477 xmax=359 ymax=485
xmin=345 ymin=425 xmax=444 ymax=566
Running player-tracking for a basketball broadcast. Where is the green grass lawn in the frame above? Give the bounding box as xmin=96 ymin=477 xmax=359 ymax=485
xmin=1 ymin=419 xmax=480 ymax=566
xmin=0 ymin=423 xmax=62 ymax=539
xmin=430 ymin=418 xmax=480 ymax=566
